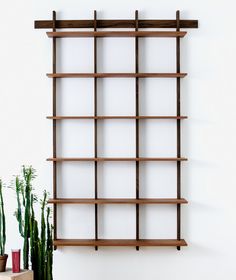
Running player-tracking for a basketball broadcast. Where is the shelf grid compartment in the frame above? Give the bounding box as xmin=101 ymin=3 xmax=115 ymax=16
xmin=35 ymin=10 xmax=198 ymax=249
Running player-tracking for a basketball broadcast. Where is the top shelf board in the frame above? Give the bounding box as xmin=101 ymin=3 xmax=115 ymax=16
xmin=46 ymin=31 xmax=187 ymax=38
xmin=35 ymin=19 xmax=198 ymax=29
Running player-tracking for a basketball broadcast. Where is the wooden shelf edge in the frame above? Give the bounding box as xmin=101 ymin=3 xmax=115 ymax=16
xmin=46 ymin=73 xmax=187 ymax=78
xmin=47 ymin=116 xmax=188 ymax=120
xmin=35 ymin=19 xmax=198 ymax=29
xmin=53 ymin=239 xmax=188 ymax=247
xmin=48 ymin=198 xmax=188 ymax=204
xmin=46 ymin=31 xmax=187 ymax=38
xmin=46 ymin=157 xmax=188 ymax=162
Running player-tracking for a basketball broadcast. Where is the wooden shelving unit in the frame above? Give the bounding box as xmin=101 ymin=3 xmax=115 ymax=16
xmin=35 ymin=10 xmax=198 ymax=250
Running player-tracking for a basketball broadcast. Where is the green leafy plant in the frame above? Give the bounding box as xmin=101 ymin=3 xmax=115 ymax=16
xmin=0 ymin=179 xmax=6 ymax=256
xmin=14 ymin=166 xmax=53 ymax=280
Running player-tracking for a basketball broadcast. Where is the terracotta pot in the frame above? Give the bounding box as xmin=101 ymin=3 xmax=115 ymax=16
xmin=0 ymin=254 xmax=8 ymax=272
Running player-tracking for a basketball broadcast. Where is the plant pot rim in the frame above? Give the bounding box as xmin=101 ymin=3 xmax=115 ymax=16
xmin=0 ymin=254 xmax=8 ymax=259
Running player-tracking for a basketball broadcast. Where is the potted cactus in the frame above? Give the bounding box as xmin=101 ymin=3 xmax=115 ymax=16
xmin=14 ymin=166 xmax=53 ymax=280
xmin=0 ymin=179 xmax=7 ymax=272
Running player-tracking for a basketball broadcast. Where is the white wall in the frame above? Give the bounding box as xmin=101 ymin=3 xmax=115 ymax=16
xmin=1 ymin=0 xmax=236 ymax=279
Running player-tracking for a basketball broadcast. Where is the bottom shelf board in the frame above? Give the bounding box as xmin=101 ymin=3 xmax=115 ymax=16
xmin=53 ymin=239 xmax=187 ymax=247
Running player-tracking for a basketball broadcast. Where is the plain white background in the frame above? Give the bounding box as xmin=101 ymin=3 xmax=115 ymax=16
xmin=1 ymin=0 xmax=236 ymax=279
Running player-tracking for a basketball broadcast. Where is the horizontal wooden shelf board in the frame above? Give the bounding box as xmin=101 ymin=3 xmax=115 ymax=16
xmin=48 ymin=198 xmax=188 ymax=204
xmin=53 ymin=239 xmax=188 ymax=247
xmin=46 ymin=73 xmax=187 ymax=78
xmin=35 ymin=19 xmax=198 ymax=29
xmin=47 ymin=157 xmax=188 ymax=162
xmin=46 ymin=31 xmax=187 ymax=38
xmin=47 ymin=116 xmax=187 ymax=120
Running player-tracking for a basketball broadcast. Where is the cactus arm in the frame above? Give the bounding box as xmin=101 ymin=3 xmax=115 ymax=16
xmin=0 ymin=208 xmax=2 ymax=256
xmin=41 ymin=191 xmax=47 ymax=279
xmin=23 ymin=167 xmax=33 ymax=269
xmin=47 ymin=207 xmax=53 ymax=280
xmin=23 ymin=232 xmax=29 ymax=269
xmin=21 ymin=183 xmax=25 ymax=207
xmin=0 ymin=182 xmax=2 ymax=256
xmin=33 ymin=219 xmax=40 ymax=280
xmin=0 ymin=180 xmax=5 ymax=256
xmin=15 ymin=177 xmax=24 ymax=237
xmin=23 ymin=200 xmax=30 ymax=269
xmin=0 ymin=183 xmax=6 ymax=255
xmin=30 ymin=194 xmax=35 ymax=272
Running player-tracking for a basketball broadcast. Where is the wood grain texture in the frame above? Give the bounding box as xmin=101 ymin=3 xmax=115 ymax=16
xmin=52 ymin=10 xmax=57 ymax=247
xmin=93 ymin=10 xmax=98 ymax=251
xmin=48 ymin=198 xmax=188 ymax=204
xmin=46 ymin=116 xmax=188 ymax=120
xmin=135 ymin=9 xmax=140 ymax=251
xmin=46 ymin=31 xmax=187 ymax=38
xmin=0 ymin=269 xmax=34 ymax=280
xmin=53 ymin=239 xmax=188 ymax=247
xmin=46 ymin=157 xmax=188 ymax=162
xmin=35 ymin=19 xmax=198 ymax=29
xmin=46 ymin=73 xmax=187 ymax=78
xmin=176 ymin=10 xmax=182 ymax=250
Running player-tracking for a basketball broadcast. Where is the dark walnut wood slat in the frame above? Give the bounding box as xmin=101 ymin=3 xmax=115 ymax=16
xmin=46 ymin=31 xmax=187 ymax=38
xmin=35 ymin=19 xmax=198 ymax=29
xmin=52 ymin=10 xmax=58 ymax=247
xmin=46 ymin=73 xmax=187 ymax=78
xmin=53 ymin=239 xmax=188 ymax=247
xmin=48 ymin=198 xmax=188 ymax=204
xmin=176 ymin=10 xmax=182 ymax=251
xmin=135 ymin=10 xmax=140 ymax=251
xmin=47 ymin=116 xmax=188 ymax=120
xmin=93 ymin=10 xmax=98 ymax=251
xmin=46 ymin=157 xmax=188 ymax=162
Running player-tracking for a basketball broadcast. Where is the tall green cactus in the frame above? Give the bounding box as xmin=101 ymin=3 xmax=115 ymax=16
xmin=15 ymin=166 xmax=35 ymax=269
xmin=46 ymin=207 xmax=53 ymax=280
xmin=14 ymin=166 xmax=53 ymax=280
xmin=41 ymin=192 xmax=46 ymax=279
xmin=0 ymin=180 xmax=6 ymax=256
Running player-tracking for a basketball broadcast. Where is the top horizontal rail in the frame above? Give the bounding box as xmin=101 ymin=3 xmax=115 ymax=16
xmin=46 ymin=31 xmax=187 ymax=38
xmin=35 ymin=19 xmax=198 ymax=29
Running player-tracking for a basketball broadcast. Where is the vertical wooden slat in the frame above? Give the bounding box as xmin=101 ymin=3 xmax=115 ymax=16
xmin=94 ymin=10 xmax=98 ymax=251
xmin=176 ymin=10 xmax=181 ymax=251
xmin=52 ymin=10 xmax=57 ymax=249
xmin=135 ymin=10 xmax=140 ymax=251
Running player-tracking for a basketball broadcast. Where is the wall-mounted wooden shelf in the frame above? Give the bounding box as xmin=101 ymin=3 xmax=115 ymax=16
xmin=46 ymin=31 xmax=187 ymax=38
xmin=35 ymin=19 xmax=198 ymax=29
xmin=47 ymin=116 xmax=188 ymax=120
xmin=53 ymin=239 xmax=187 ymax=247
xmin=46 ymin=73 xmax=187 ymax=78
xmin=47 ymin=157 xmax=188 ymax=162
xmin=48 ymin=198 xmax=188 ymax=204
xmin=35 ymin=10 xmax=198 ymax=250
